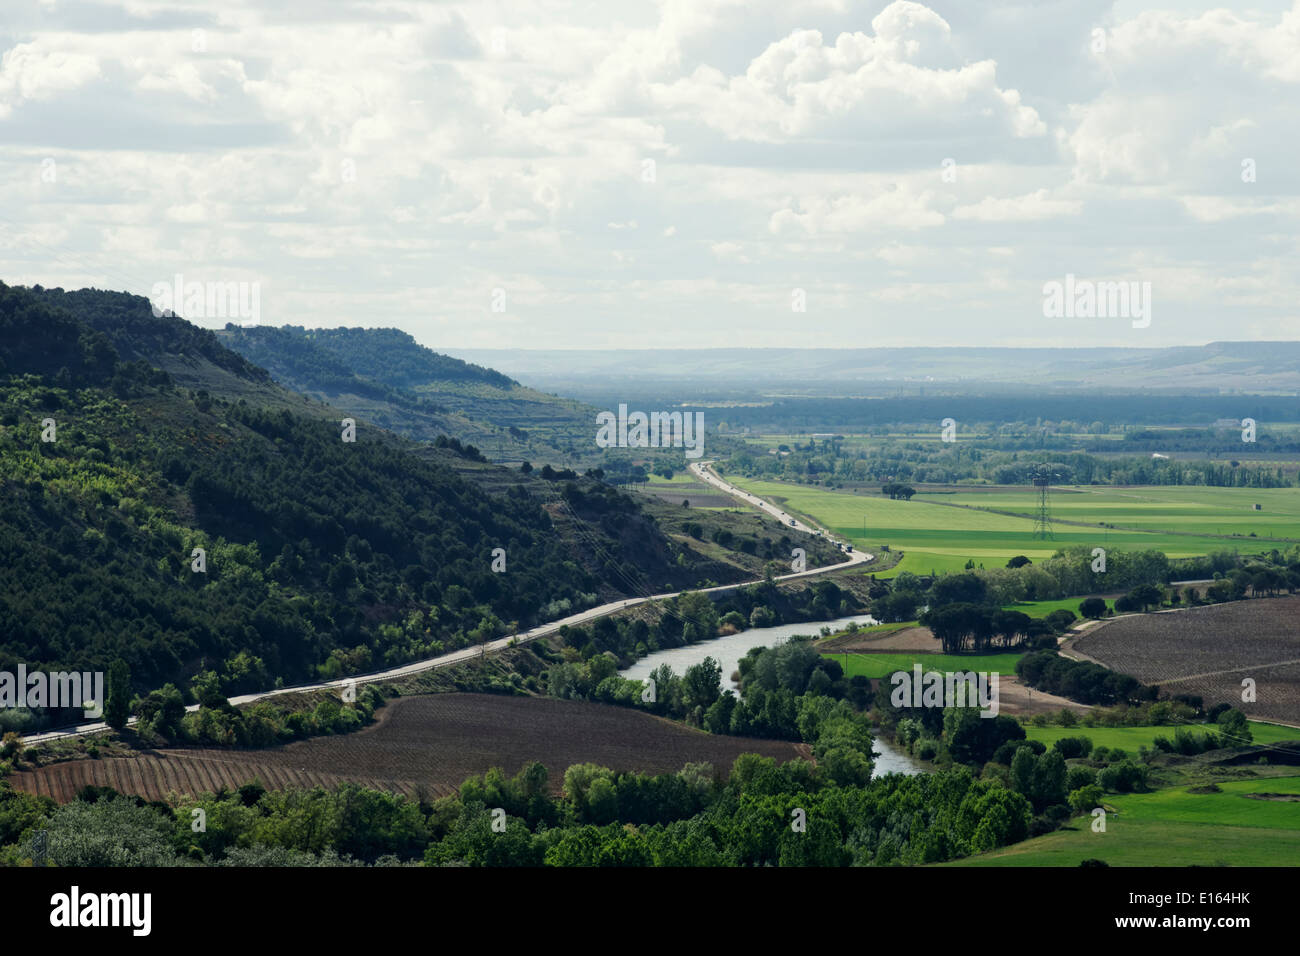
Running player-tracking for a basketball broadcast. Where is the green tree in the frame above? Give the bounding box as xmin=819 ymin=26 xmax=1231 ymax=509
xmin=1127 ymin=583 xmax=1164 ymax=612
xmin=1068 ymin=784 xmax=1105 ymax=814
xmin=1010 ymin=746 xmax=1036 ymax=797
xmin=677 ymin=591 xmax=719 ymax=643
xmin=682 ymin=657 xmax=722 ymax=712
xmin=1031 ymin=750 xmax=1068 ymax=810
xmin=1078 ymin=597 xmax=1108 ymax=619
xmin=104 ymin=659 xmax=132 ymax=730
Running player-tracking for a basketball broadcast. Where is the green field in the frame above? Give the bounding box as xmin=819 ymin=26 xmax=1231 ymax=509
xmin=838 ymin=651 xmax=1024 ymax=679
xmin=873 ymin=551 xmax=974 ymax=578
xmin=728 ymin=478 xmax=1298 ymax=571
xmin=943 ymin=485 xmax=1300 ymax=543
xmin=1007 ymin=597 xmax=1115 ymax=618
xmin=644 ymin=471 xmax=703 ymax=487
xmin=1024 ymin=722 xmax=1300 ymax=750
xmin=946 ymin=776 xmax=1300 ymax=866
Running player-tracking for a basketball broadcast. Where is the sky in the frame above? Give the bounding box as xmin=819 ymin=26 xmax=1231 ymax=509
xmin=2 ymin=0 xmax=1299 ymax=350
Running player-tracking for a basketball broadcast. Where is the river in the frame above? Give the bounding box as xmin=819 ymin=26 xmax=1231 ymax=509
xmin=618 ymin=615 xmax=925 ymax=776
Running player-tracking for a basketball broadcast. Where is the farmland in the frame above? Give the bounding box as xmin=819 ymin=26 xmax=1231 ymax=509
xmin=1024 ymin=721 xmax=1300 ymax=751
xmin=1006 ymin=597 xmax=1117 ymax=618
xmin=725 ymin=478 xmax=1263 ymax=573
xmin=941 ymin=485 xmax=1300 ymax=542
xmin=837 ymin=651 xmax=1025 ymax=680
xmin=639 ymin=471 xmax=733 ymax=509
xmin=9 ymin=694 xmax=807 ymax=804
xmin=945 ymin=775 xmax=1300 ymax=867
xmin=1072 ymin=597 xmax=1300 ymax=725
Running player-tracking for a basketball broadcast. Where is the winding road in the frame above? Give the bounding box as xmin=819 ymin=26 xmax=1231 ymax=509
xmin=22 ymin=463 xmax=870 ymax=745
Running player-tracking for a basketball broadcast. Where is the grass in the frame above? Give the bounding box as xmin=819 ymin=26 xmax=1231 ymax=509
xmin=644 ymin=471 xmax=704 ymax=487
xmin=1023 ymin=721 xmax=1300 ymax=750
xmin=945 ymin=775 xmax=1300 ymax=866
xmin=1005 ymin=597 xmax=1115 ymax=619
xmin=872 ymin=552 xmax=973 ymax=578
xmin=942 ymin=485 xmax=1300 ymax=543
xmin=726 ymin=478 xmax=1296 ymax=574
xmin=838 ymin=651 xmax=1024 ymax=679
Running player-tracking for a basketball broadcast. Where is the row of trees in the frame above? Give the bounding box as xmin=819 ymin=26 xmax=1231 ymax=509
xmin=0 ymin=752 xmax=1034 ymax=867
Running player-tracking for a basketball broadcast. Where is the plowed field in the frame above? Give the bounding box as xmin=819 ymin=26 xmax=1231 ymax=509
xmin=1073 ymin=597 xmax=1300 ymax=725
xmin=13 ymin=694 xmax=807 ymax=803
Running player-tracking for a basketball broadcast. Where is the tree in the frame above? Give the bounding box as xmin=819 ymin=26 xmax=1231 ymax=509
xmin=1217 ymin=708 xmax=1253 ymax=745
xmin=1010 ymin=746 xmax=1036 ymax=798
xmin=1068 ymin=784 xmax=1104 ymax=814
xmin=1127 ymin=584 xmax=1163 ymax=612
xmin=1045 ymin=608 xmax=1077 ymax=633
xmin=1031 ymin=750 xmax=1068 ymax=811
xmin=1078 ymin=597 xmax=1108 ymax=620
xmin=137 ymin=684 xmax=186 ymax=739
xmin=682 ymin=657 xmax=723 ymax=713
xmin=104 ymin=659 xmax=132 ymax=730
xmin=990 ymin=610 xmax=1031 ymax=648
xmin=1006 ymin=555 xmax=1032 ymax=569
xmin=930 ymin=573 xmax=987 ymax=607
xmin=922 ymin=602 xmax=993 ymax=654
xmin=677 ymin=591 xmax=719 ymax=643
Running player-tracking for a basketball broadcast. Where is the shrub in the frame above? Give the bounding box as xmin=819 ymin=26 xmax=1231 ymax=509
xmin=1078 ymin=597 xmax=1108 ymax=619
xmin=1052 ymin=736 xmax=1093 ymax=759
xmin=1068 ymin=784 xmax=1105 ymax=813
xmin=1046 ymin=609 xmax=1078 ymax=632
xmin=993 ymin=739 xmax=1045 ymax=765
xmin=1098 ymin=760 xmax=1146 ymax=793
xmin=1066 ymin=766 xmax=1097 ymax=792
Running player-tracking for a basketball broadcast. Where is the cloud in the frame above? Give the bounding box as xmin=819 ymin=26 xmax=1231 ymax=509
xmin=952 ymin=189 xmax=1083 ymax=222
xmin=0 ymin=0 xmax=1298 ymax=350
xmin=0 ymin=44 xmax=101 ymax=117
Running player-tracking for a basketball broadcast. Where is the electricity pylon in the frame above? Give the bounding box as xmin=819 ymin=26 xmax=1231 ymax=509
xmin=1032 ymin=464 xmax=1058 ymax=540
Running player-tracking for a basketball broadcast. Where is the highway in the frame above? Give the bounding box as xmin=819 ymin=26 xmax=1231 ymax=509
xmin=22 ymin=464 xmax=869 ymax=745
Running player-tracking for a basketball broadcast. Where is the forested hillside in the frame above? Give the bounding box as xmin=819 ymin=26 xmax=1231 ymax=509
xmin=0 ymin=282 xmax=741 ymax=723
xmin=21 ymin=285 xmax=276 ymax=400
xmin=219 ymin=324 xmax=597 ymax=465
xmin=240 ymin=326 xmax=515 ymax=389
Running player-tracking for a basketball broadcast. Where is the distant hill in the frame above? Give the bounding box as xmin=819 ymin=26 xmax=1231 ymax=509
xmin=445 ymin=343 xmax=1300 ymax=397
xmin=225 ymin=325 xmax=515 ymax=391
xmin=218 ymin=325 xmax=597 ymax=464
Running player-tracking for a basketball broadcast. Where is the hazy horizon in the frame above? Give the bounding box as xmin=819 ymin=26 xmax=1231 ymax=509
xmin=5 ymin=0 xmax=1300 ymax=349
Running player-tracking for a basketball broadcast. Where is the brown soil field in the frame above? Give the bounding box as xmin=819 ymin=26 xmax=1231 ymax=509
xmin=637 ymin=486 xmax=734 ymax=508
xmin=821 ymin=626 xmax=941 ymax=653
xmin=994 ymin=675 xmax=1091 ymax=717
xmin=862 ymin=674 xmax=1087 ymax=718
xmin=1072 ymin=597 xmax=1300 ymax=725
xmin=12 ymin=694 xmax=808 ymax=804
